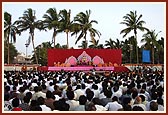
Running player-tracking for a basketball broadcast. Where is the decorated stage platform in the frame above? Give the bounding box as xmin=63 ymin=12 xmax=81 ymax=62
xmin=45 ymin=49 xmax=129 ymax=72
xmin=38 ymin=66 xmax=129 ymax=72
xmin=48 ymin=66 xmax=114 ymax=71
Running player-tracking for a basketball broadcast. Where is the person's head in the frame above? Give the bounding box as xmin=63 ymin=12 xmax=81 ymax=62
xmin=30 ymin=100 xmax=38 ymax=107
xmin=53 ymin=100 xmax=70 ymax=111
xmin=31 ymin=106 xmax=42 ymax=111
xmin=132 ymin=106 xmax=144 ymax=111
xmin=123 ymin=97 xmax=132 ymax=105
xmin=38 ymin=86 xmax=42 ymax=91
xmin=123 ymin=104 xmax=132 ymax=111
xmin=76 ymin=85 xmax=81 ymax=90
xmin=66 ymin=91 xmax=75 ymax=100
xmin=132 ymin=90 xmax=138 ymax=99
xmin=19 ymin=86 xmax=25 ymax=93
xmin=134 ymin=96 xmax=142 ymax=104
xmin=37 ymin=97 xmax=45 ymax=105
xmin=26 ymin=92 xmax=32 ymax=100
xmin=46 ymin=90 xmax=53 ymax=98
xmin=4 ymin=93 xmax=10 ymax=101
xmin=139 ymin=95 xmax=146 ymax=102
xmin=79 ymin=95 xmax=87 ymax=105
xmin=49 ymin=82 xmax=53 ymax=86
xmin=150 ymin=101 xmax=158 ymax=111
xmin=157 ymin=98 xmax=163 ymax=105
xmin=151 ymin=92 xmax=158 ymax=100
xmin=81 ymin=84 xmax=86 ymax=89
xmin=92 ymin=97 xmax=101 ymax=105
xmin=104 ymin=89 xmax=112 ymax=98
xmin=92 ymin=84 xmax=98 ymax=90
xmin=12 ymin=98 xmax=20 ymax=107
xmin=86 ymin=90 xmax=94 ymax=101
xmin=5 ymin=85 xmax=10 ymax=92
xmin=23 ymin=95 xmax=30 ymax=104
xmin=113 ymin=86 xmax=119 ymax=92
xmin=41 ymin=84 xmax=47 ymax=90
xmin=112 ymin=96 xmax=118 ymax=102
xmin=85 ymin=102 xmax=96 ymax=111
xmin=34 ymin=86 xmax=39 ymax=92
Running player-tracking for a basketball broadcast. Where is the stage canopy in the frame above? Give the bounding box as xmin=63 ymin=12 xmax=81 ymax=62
xmin=47 ymin=49 xmax=122 ymax=66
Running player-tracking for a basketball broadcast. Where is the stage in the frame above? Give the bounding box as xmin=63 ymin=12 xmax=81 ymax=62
xmin=44 ymin=49 xmax=129 ymax=72
xmin=48 ymin=66 xmax=114 ymax=71
xmin=38 ymin=66 xmax=129 ymax=72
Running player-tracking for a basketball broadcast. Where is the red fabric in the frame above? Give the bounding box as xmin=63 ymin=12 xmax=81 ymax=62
xmin=12 ymin=107 xmax=22 ymax=111
xmin=47 ymin=49 xmax=122 ymax=66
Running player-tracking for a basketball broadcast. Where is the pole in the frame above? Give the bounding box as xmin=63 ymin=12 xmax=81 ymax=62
xmin=25 ymin=43 xmax=29 ymax=69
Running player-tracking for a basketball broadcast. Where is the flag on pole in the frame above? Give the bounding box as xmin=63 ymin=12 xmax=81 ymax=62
xmin=142 ymin=50 xmax=151 ymax=63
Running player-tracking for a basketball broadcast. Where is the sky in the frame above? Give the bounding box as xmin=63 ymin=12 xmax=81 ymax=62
xmin=2 ymin=2 xmax=166 ymax=56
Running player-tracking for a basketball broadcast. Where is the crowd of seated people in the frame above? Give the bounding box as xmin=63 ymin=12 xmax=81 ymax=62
xmin=4 ymin=68 xmax=164 ymax=111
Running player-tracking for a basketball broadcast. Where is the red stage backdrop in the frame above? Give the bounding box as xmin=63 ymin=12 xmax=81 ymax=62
xmin=47 ymin=49 xmax=122 ymax=66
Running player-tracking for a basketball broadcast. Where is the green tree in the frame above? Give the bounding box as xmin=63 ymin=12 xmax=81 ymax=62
xmin=122 ymin=36 xmax=137 ymax=63
xmin=78 ymin=41 xmax=88 ymax=49
xmin=114 ymin=38 xmax=122 ymax=49
xmin=89 ymin=39 xmax=104 ymax=49
xmin=105 ymin=38 xmax=122 ymax=49
xmin=120 ymin=10 xmax=148 ymax=64
xmin=73 ymin=9 xmax=101 ymax=48
xmin=15 ymin=8 xmax=43 ymax=64
xmin=4 ymin=12 xmax=20 ymax=64
xmin=43 ymin=8 xmax=60 ymax=48
xmin=157 ymin=37 xmax=164 ymax=64
xmin=32 ymin=42 xmax=52 ymax=66
xmin=141 ymin=30 xmax=161 ymax=64
xmin=105 ymin=38 xmax=116 ymax=49
xmin=59 ymin=9 xmax=72 ymax=49
xmin=4 ymin=41 xmax=18 ymax=64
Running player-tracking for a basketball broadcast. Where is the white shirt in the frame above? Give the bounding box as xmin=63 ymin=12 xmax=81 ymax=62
xmin=74 ymin=89 xmax=84 ymax=101
xmin=105 ymin=101 xmax=123 ymax=111
xmin=74 ymin=105 xmax=85 ymax=111
xmin=40 ymin=105 xmax=52 ymax=111
xmin=95 ymin=105 xmax=107 ymax=111
xmin=66 ymin=100 xmax=79 ymax=111
xmin=158 ymin=105 xmax=164 ymax=111
xmin=92 ymin=89 xmax=100 ymax=98
xmin=132 ymin=104 xmax=147 ymax=111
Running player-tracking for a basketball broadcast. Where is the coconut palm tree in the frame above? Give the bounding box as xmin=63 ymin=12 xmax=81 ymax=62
xmin=73 ymin=9 xmax=101 ymax=48
xmin=4 ymin=12 xmax=20 ymax=64
xmin=78 ymin=41 xmax=88 ymax=49
xmin=105 ymin=38 xmax=116 ymax=49
xmin=141 ymin=30 xmax=161 ymax=64
xmin=15 ymin=8 xmax=43 ymax=64
xmin=105 ymin=38 xmax=122 ymax=49
xmin=59 ymin=9 xmax=73 ymax=49
xmin=89 ymin=39 xmax=104 ymax=49
xmin=157 ymin=37 xmax=164 ymax=64
xmin=114 ymin=38 xmax=122 ymax=49
xmin=43 ymin=8 xmax=60 ymax=48
xmin=120 ymin=10 xmax=148 ymax=64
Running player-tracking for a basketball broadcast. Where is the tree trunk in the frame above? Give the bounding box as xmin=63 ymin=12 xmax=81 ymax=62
xmin=31 ymin=33 xmax=38 ymax=64
xmin=53 ymin=29 xmax=56 ymax=48
xmin=7 ymin=36 xmax=10 ymax=64
xmin=135 ymin=34 xmax=139 ymax=64
xmin=53 ymin=36 xmax=55 ymax=48
xmin=84 ymin=32 xmax=87 ymax=49
xmin=66 ymin=29 xmax=69 ymax=49
xmin=152 ymin=46 xmax=154 ymax=64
